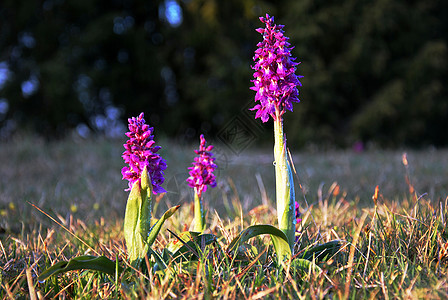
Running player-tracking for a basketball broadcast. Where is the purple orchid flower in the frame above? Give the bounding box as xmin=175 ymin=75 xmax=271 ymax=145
xmin=186 ymin=134 xmax=217 ymax=198
xmin=121 ymin=112 xmax=167 ymax=194
xmin=250 ymin=14 xmax=303 ymax=122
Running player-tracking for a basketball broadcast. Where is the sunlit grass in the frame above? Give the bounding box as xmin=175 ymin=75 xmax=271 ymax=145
xmin=1 ymin=135 xmax=447 ymax=298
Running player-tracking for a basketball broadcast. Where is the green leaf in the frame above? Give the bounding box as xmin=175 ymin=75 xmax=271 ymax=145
xmin=140 ymin=166 xmax=152 ymax=241
xmin=127 ymin=205 xmax=180 ymax=270
xmin=123 ymin=168 xmax=151 ymax=265
xmin=145 ymin=205 xmax=181 ymax=250
xmin=227 ymin=224 xmax=292 ymax=263
xmin=301 ymin=240 xmax=343 ymax=263
xmin=148 ymin=248 xmax=168 ymax=274
xmin=286 ymin=159 xmax=296 ymax=249
xmin=152 ymin=232 xmax=216 ymax=275
xmin=124 ymin=166 xmax=176 ymax=267
xmin=292 ymin=258 xmax=322 ymax=273
xmin=157 ymin=231 xmax=216 ymax=265
xmin=38 ymin=255 xmax=122 ymax=283
xmin=165 ymin=231 xmax=199 ymax=254
xmin=171 ymin=233 xmax=216 ymax=261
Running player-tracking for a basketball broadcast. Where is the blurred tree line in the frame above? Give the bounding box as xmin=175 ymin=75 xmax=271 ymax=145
xmin=0 ymin=0 xmax=447 ymax=147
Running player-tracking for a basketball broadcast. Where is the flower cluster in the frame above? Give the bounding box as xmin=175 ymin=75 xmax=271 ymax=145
xmin=250 ymin=14 xmax=303 ymax=123
xmin=121 ymin=113 xmax=167 ymax=194
xmin=186 ymin=135 xmax=217 ymax=198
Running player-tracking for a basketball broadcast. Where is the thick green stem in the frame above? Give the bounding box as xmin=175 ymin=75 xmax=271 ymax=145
xmin=194 ymin=189 xmax=205 ymax=232
xmin=273 ymin=110 xmax=295 ymax=253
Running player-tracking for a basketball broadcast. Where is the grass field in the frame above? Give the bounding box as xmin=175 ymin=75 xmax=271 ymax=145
xmin=1 ymin=135 xmax=448 ymax=298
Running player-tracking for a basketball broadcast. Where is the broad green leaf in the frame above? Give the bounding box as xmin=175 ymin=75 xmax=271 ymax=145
xmin=38 ymin=255 xmax=122 ymax=283
xmin=301 ymin=240 xmax=343 ymax=263
xmin=123 ymin=168 xmax=151 ymax=264
xmin=227 ymin=224 xmax=292 ymax=263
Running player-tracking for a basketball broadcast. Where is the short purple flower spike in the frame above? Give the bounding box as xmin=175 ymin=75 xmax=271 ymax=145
xmin=295 ymin=201 xmax=302 ymax=223
xmin=121 ymin=113 xmax=167 ymax=194
xmin=250 ymin=14 xmax=303 ymax=122
xmin=187 ymin=134 xmax=217 ymax=198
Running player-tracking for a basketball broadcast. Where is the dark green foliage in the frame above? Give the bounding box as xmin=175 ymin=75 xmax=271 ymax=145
xmin=0 ymin=0 xmax=447 ymax=146
xmin=282 ymin=0 xmax=448 ymax=147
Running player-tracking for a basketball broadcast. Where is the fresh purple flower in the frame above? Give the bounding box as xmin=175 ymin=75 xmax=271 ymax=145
xmin=121 ymin=112 xmax=167 ymax=194
xmin=187 ymin=134 xmax=217 ymax=198
xmin=250 ymin=14 xmax=303 ymax=123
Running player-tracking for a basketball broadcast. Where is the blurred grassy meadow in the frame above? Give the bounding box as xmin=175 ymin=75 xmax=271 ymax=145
xmin=1 ymin=134 xmax=447 ymax=232
xmin=1 ymin=134 xmax=448 ymax=297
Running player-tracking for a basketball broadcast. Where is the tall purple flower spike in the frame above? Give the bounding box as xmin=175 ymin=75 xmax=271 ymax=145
xmin=121 ymin=112 xmax=167 ymax=194
xmin=250 ymin=14 xmax=303 ymax=123
xmin=187 ymin=134 xmax=217 ymax=198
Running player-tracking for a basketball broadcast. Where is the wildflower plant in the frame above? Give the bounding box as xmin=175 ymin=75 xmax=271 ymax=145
xmin=121 ymin=113 xmax=179 ymax=267
xmin=251 ymin=14 xmax=301 ymax=254
xmin=226 ymin=14 xmax=300 ymax=263
xmin=186 ymin=134 xmax=217 ymax=232
xmin=228 ymin=14 xmax=341 ymax=266
xmin=38 ymin=113 xmax=180 ymax=282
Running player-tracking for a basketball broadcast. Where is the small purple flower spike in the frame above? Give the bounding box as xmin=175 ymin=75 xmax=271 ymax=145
xmin=250 ymin=14 xmax=303 ymax=122
xmin=121 ymin=112 xmax=167 ymax=194
xmin=187 ymin=134 xmax=217 ymax=198
xmin=295 ymin=201 xmax=302 ymax=223
xmin=295 ymin=201 xmax=302 ymax=243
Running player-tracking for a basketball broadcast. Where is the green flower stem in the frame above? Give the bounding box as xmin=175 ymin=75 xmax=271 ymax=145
xmin=273 ymin=109 xmax=295 ymax=253
xmin=194 ymin=189 xmax=205 ymax=232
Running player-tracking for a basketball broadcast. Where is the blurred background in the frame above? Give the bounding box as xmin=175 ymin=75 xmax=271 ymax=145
xmin=0 ymin=0 xmax=447 ymax=148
